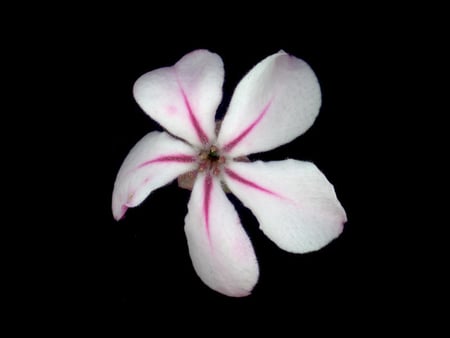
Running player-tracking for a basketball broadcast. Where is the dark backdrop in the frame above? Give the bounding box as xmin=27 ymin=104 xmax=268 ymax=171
xmin=43 ymin=15 xmax=408 ymax=330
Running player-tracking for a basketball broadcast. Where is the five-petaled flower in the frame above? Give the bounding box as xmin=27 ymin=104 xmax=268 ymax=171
xmin=112 ymin=50 xmax=347 ymax=297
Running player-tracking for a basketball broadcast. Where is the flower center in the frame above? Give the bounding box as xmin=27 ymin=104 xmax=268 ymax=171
xmin=208 ymin=147 xmax=220 ymax=161
xmin=198 ymin=145 xmax=226 ymax=175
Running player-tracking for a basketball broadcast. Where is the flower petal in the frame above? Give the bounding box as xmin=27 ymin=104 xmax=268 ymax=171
xmin=133 ymin=50 xmax=224 ymax=147
xmin=184 ymin=173 xmax=259 ymax=297
xmin=112 ymin=131 xmax=197 ymax=220
xmin=217 ymin=51 xmax=321 ymax=157
xmin=224 ymin=160 xmax=346 ymax=253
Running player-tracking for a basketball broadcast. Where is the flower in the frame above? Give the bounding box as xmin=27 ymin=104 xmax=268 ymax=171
xmin=112 ymin=49 xmax=347 ymax=297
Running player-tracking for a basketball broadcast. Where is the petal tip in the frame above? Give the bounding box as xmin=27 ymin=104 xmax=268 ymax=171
xmin=113 ymin=204 xmax=128 ymax=221
xmin=226 ymin=290 xmax=252 ymax=298
xmin=216 ymin=283 xmax=256 ymax=298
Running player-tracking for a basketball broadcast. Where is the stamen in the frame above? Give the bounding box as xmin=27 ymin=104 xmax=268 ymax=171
xmin=196 ymin=145 xmax=227 ymax=176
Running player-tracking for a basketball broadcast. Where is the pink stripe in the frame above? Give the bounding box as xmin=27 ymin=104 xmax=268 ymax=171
xmin=177 ymin=80 xmax=209 ymax=144
xmin=203 ymin=174 xmax=213 ymax=242
xmin=225 ymin=168 xmax=280 ymax=197
xmin=223 ymin=99 xmax=273 ymax=152
xmin=137 ymin=154 xmax=196 ymax=169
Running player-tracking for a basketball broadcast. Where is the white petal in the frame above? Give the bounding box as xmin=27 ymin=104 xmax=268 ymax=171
xmin=112 ymin=131 xmax=197 ymax=220
xmin=133 ymin=50 xmax=224 ymax=146
xmin=224 ymin=160 xmax=346 ymax=253
xmin=217 ymin=51 xmax=321 ymax=157
xmin=184 ymin=173 xmax=259 ymax=297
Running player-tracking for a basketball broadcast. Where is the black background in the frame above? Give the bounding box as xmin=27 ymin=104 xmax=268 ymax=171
xmin=30 ymin=11 xmax=419 ymax=330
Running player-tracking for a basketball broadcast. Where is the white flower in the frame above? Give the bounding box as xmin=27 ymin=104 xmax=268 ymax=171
xmin=112 ymin=50 xmax=347 ymax=297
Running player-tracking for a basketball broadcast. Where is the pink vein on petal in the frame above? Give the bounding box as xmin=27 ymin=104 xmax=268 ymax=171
xmin=225 ymin=168 xmax=282 ymax=198
xmin=137 ymin=154 xmax=196 ymax=169
xmin=203 ymin=174 xmax=213 ymax=243
xmin=222 ymin=98 xmax=273 ymax=152
xmin=175 ymin=75 xmax=209 ymax=144
xmin=118 ymin=154 xmax=196 ymax=220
